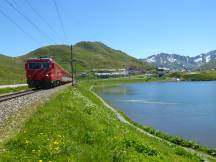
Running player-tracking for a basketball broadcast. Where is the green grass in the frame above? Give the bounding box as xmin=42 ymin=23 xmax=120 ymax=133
xmin=169 ymin=71 xmax=216 ymax=81
xmin=183 ymin=71 xmax=216 ymax=81
xmin=0 ymin=80 xmax=204 ymax=162
xmin=118 ymin=110 xmax=216 ymax=158
xmin=0 ymin=54 xmax=25 ymax=85
xmin=0 ymin=86 xmax=29 ymax=95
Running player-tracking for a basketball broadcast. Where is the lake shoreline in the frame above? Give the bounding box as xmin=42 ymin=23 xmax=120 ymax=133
xmin=91 ymin=78 xmax=216 ymax=158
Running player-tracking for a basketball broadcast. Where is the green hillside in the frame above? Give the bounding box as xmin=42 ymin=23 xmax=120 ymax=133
xmin=170 ymin=71 xmax=216 ymax=81
xmin=0 ymin=41 xmax=154 ymax=84
xmin=0 ymin=54 xmax=25 ymax=84
xmin=21 ymin=41 xmax=154 ymax=72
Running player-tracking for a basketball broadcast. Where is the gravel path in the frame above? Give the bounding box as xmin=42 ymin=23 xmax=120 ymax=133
xmin=0 ymin=84 xmax=70 ymax=124
xmin=0 ymin=84 xmax=28 ymax=89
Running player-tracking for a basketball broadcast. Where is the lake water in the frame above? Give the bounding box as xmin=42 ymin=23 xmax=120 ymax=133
xmin=95 ymin=81 xmax=216 ymax=148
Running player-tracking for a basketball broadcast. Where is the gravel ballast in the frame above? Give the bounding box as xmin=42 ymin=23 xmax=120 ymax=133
xmin=0 ymin=84 xmax=70 ymax=124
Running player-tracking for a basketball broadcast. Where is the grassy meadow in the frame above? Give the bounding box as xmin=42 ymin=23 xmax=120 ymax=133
xmin=0 ymin=54 xmax=25 ymax=85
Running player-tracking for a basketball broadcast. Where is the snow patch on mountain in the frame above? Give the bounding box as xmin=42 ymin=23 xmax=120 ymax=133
xmin=206 ymin=55 xmax=211 ymax=63
xmin=194 ymin=57 xmax=202 ymax=63
xmin=141 ymin=50 xmax=216 ymax=71
xmin=168 ymin=57 xmax=176 ymax=63
xmin=146 ymin=56 xmax=156 ymax=63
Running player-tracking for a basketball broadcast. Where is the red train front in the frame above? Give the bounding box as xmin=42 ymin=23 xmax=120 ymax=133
xmin=25 ymin=57 xmax=71 ymax=88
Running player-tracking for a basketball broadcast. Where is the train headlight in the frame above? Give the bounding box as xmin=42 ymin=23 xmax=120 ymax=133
xmin=46 ymin=74 xmax=49 ymax=77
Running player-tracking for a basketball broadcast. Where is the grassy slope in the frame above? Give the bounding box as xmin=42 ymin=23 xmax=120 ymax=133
xmin=0 ymin=54 xmax=25 ymax=84
xmin=0 ymin=81 xmax=204 ymax=162
xmin=21 ymin=41 xmax=154 ymax=73
xmin=0 ymin=41 xmax=155 ymax=84
xmin=0 ymin=86 xmax=29 ymax=95
xmin=169 ymin=71 xmax=216 ymax=81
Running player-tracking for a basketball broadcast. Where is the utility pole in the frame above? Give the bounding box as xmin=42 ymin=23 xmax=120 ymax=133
xmin=71 ymin=44 xmax=74 ymax=86
xmin=74 ymin=59 xmax=76 ymax=81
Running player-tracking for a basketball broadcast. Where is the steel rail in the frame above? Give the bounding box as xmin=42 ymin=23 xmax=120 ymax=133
xmin=0 ymin=89 xmax=39 ymax=102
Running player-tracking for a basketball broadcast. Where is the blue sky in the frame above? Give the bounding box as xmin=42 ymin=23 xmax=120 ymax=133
xmin=0 ymin=0 xmax=216 ymax=58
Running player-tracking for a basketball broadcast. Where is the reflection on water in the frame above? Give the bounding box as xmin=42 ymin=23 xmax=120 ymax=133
xmin=94 ymin=85 xmax=135 ymax=95
xmin=95 ymin=81 xmax=216 ymax=148
xmin=120 ymin=99 xmax=180 ymax=105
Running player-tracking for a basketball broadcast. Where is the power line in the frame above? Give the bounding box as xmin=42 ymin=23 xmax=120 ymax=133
xmin=24 ymin=0 xmax=59 ymax=40
xmin=11 ymin=0 xmax=18 ymax=7
xmin=0 ymin=6 xmax=41 ymax=45
xmin=4 ymin=0 xmax=56 ymax=44
xmin=53 ymin=0 xmax=68 ymax=42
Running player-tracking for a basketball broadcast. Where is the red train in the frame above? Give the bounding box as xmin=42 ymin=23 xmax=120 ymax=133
xmin=25 ymin=57 xmax=72 ymax=88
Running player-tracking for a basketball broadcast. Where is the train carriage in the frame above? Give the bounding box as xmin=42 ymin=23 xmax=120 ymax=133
xmin=25 ymin=57 xmax=71 ymax=88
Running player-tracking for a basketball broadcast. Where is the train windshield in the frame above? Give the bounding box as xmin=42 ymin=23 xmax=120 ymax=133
xmin=42 ymin=63 xmax=50 ymax=69
xmin=29 ymin=62 xmax=50 ymax=69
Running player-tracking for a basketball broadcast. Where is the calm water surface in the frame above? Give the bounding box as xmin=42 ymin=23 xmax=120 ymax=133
xmin=96 ymin=81 xmax=216 ymax=148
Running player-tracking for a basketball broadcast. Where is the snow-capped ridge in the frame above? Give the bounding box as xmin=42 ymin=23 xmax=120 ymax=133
xmin=141 ymin=50 xmax=216 ymax=70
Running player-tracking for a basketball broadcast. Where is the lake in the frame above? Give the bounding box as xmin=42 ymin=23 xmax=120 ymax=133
xmin=95 ymin=81 xmax=216 ymax=148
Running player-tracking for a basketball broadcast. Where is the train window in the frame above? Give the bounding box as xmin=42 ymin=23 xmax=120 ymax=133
xmin=42 ymin=63 xmax=50 ymax=69
xmin=28 ymin=62 xmax=50 ymax=69
xmin=29 ymin=62 xmax=41 ymax=69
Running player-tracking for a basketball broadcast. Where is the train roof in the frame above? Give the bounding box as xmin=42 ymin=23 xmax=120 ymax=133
xmin=26 ymin=57 xmax=53 ymax=62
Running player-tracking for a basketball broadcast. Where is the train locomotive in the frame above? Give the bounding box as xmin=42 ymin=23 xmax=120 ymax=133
xmin=25 ymin=57 xmax=72 ymax=88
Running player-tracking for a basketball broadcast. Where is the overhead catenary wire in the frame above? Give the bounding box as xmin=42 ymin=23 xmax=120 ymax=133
xmin=4 ymin=0 xmax=56 ymax=44
xmin=0 ymin=7 xmax=41 ymax=45
xmin=11 ymin=0 xmax=18 ymax=8
xmin=24 ymin=0 xmax=59 ymax=40
xmin=53 ymin=0 xmax=68 ymax=42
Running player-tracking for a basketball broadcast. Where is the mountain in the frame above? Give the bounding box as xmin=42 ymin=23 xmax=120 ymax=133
xmin=141 ymin=50 xmax=216 ymax=71
xmin=196 ymin=50 xmax=216 ymax=70
xmin=0 ymin=41 xmax=154 ymax=84
xmin=142 ymin=53 xmax=195 ymax=70
xmin=21 ymin=41 xmax=151 ymax=72
xmin=199 ymin=60 xmax=216 ymax=70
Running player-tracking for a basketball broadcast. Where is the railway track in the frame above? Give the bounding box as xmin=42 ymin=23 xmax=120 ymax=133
xmin=0 ymin=82 xmax=73 ymax=103
xmin=0 ymin=89 xmax=39 ymax=103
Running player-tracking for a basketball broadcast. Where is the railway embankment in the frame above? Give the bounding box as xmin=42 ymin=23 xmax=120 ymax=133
xmin=0 ymin=84 xmax=70 ymax=142
xmin=0 ymin=78 xmax=214 ymax=161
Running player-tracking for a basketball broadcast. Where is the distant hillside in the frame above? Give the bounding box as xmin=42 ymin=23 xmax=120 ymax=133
xmin=199 ymin=60 xmax=216 ymax=70
xmin=0 ymin=41 xmax=154 ymax=84
xmin=0 ymin=54 xmax=25 ymax=84
xmin=141 ymin=50 xmax=216 ymax=71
